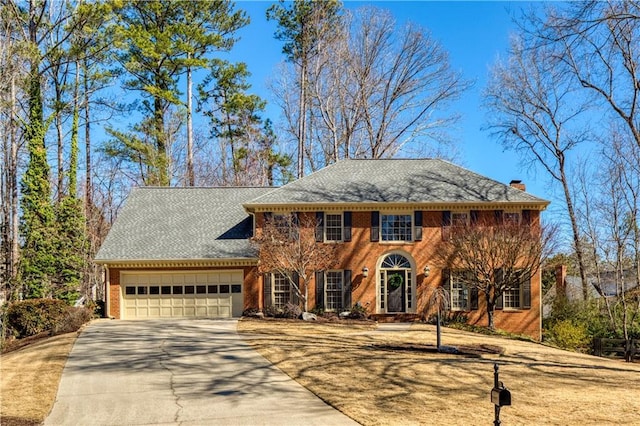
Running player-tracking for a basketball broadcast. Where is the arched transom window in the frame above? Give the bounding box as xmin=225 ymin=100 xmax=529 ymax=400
xmin=381 ymin=253 xmax=411 ymax=269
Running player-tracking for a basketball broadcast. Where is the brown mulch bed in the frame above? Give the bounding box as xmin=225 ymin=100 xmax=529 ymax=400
xmin=372 ymin=342 xmax=505 ymax=357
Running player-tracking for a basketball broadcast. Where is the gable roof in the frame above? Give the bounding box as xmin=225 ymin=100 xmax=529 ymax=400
xmin=244 ymin=158 xmax=548 ymax=209
xmin=95 ymin=187 xmax=272 ymax=263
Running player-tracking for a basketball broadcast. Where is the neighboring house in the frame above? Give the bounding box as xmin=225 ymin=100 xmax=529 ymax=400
xmin=95 ymin=159 xmax=549 ymax=339
xmin=545 ymin=265 xmax=640 ymax=317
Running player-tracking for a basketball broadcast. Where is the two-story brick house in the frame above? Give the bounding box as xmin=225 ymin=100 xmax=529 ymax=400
xmin=96 ymin=159 xmax=549 ymax=339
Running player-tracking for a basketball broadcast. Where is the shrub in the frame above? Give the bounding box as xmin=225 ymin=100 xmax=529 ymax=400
xmin=546 ymin=319 xmax=590 ymax=351
xmin=242 ymin=307 xmax=261 ymax=317
xmin=347 ymin=302 xmax=368 ymax=320
xmin=5 ymin=299 xmax=92 ymax=339
xmin=263 ymin=305 xmax=279 ymax=318
xmin=282 ymin=302 xmax=302 ymax=319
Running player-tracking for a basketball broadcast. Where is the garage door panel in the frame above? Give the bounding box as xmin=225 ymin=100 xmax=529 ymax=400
xmin=121 ymin=271 xmax=243 ymax=319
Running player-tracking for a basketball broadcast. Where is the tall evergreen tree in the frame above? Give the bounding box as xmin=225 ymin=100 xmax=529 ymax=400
xmin=267 ymin=0 xmax=343 ymax=177
xmin=109 ymin=0 xmax=248 ymax=186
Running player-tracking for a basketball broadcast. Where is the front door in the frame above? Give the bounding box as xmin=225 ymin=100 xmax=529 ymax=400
xmin=379 ymin=253 xmax=413 ymax=313
xmin=385 ymin=270 xmax=407 ymax=312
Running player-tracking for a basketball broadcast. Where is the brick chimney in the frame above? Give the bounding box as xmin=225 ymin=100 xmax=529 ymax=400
xmin=555 ymin=264 xmax=567 ymax=300
xmin=510 ymin=180 xmax=526 ymax=191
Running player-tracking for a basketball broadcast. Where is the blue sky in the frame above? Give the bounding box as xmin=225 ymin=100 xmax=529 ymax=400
xmin=226 ymin=1 xmax=562 ymax=211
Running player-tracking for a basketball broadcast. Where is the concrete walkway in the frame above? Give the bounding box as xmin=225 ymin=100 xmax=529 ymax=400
xmin=45 ymin=319 xmax=359 ymax=426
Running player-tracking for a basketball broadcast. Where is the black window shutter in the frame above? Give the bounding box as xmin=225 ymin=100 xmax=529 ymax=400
xmin=494 ymin=210 xmax=504 ymax=224
xmin=522 ymin=209 xmax=531 ymax=225
xmin=442 ymin=268 xmax=450 ymax=287
xmin=470 ymin=286 xmax=478 ymax=310
xmin=495 ymin=293 xmax=503 ymax=310
xmin=495 ymin=269 xmax=503 ymax=309
xmin=414 ymin=211 xmax=423 ymax=241
xmin=442 ymin=211 xmax=451 ymax=240
xmin=291 ymin=272 xmax=300 ymax=306
xmin=263 ymin=212 xmax=272 ymax=224
xmin=315 ymin=212 xmax=324 ymax=242
xmin=470 ymin=210 xmax=479 ymax=225
xmin=264 ymin=273 xmax=272 ymax=307
xmin=522 ymin=272 xmax=531 ymax=309
xmin=371 ymin=211 xmax=380 ymax=242
xmin=315 ymin=271 xmax=325 ymax=309
xmin=343 ymin=270 xmax=352 ymax=309
xmin=442 ymin=210 xmax=451 ymax=226
xmin=343 ymin=211 xmax=352 ymax=242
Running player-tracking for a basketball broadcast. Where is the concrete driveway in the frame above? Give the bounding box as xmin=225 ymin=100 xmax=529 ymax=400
xmin=45 ymin=319 xmax=359 ymax=425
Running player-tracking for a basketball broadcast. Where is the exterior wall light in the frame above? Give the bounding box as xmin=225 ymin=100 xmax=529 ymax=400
xmin=362 ymin=267 xmax=369 ymax=277
xmin=423 ymin=265 xmax=430 ymax=277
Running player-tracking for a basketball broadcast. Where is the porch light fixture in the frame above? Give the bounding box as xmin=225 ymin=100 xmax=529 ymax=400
xmin=423 ymin=265 xmax=430 ymax=277
xmin=362 ymin=267 xmax=369 ymax=277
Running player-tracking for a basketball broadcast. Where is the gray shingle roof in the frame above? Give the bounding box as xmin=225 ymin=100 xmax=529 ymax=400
xmin=95 ymin=187 xmax=272 ymax=262
xmin=245 ymin=158 xmax=548 ymax=206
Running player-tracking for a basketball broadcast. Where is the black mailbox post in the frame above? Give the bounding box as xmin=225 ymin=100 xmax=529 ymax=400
xmin=492 ymin=363 xmax=511 ymax=426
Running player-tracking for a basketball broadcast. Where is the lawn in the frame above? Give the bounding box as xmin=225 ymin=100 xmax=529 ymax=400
xmin=238 ymin=319 xmax=640 ymax=425
xmin=3 ymin=319 xmax=640 ymax=425
xmin=1 ymin=332 xmax=77 ymax=425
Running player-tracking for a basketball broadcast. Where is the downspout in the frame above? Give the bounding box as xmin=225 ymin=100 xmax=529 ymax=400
xmin=104 ymin=266 xmax=111 ymax=318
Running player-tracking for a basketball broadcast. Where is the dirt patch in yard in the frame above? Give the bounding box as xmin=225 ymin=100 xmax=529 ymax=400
xmin=1 ymin=332 xmax=78 ymax=425
xmin=238 ymin=318 xmax=640 ymax=426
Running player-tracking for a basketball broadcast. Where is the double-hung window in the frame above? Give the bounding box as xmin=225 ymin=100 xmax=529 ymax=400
xmin=450 ymin=270 xmax=474 ymax=311
xmin=381 ymin=214 xmax=412 ymax=242
xmin=325 ymin=271 xmax=344 ymax=311
xmin=272 ymin=272 xmax=291 ymax=309
xmin=504 ymin=212 xmax=520 ymax=226
xmin=325 ymin=213 xmax=343 ymax=242
xmin=452 ymin=212 xmax=469 ymax=226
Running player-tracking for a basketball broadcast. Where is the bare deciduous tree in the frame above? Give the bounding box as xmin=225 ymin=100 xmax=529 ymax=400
xmin=436 ymin=217 xmax=556 ymax=331
xmin=485 ymin=34 xmax=591 ymax=299
xmin=270 ymin=5 xmax=470 ymax=173
xmin=251 ymin=213 xmax=337 ymax=312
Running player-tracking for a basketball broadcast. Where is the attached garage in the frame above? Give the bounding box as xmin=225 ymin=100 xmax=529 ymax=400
xmin=121 ymin=271 xmax=244 ymax=319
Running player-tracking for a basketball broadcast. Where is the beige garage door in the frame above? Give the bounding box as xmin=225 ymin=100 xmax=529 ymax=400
xmin=121 ymin=271 xmax=244 ymax=319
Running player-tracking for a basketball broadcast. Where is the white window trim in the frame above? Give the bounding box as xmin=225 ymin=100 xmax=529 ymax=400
xmin=324 ymin=269 xmax=344 ymax=312
xmin=324 ymin=212 xmax=344 ymax=243
xmin=502 ymin=211 xmax=521 ymax=226
xmin=451 ymin=211 xmax=470 ymax=226
xmin=449 ymin=270 xmax=471 ymax=311
xmin=380 ymin=212 xmax=414 ymax=243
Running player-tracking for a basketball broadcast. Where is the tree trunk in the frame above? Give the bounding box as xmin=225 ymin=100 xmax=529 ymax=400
xmin=486 ymin=293 xmax=495 ymax=330
xmin=83 ymin=59 xmax=92 ymax=214
xmin=297 ymin=59 xmax=307 ymax=178
xmin=560 ymin=165 xmax=589 ymax=300
xmin=186 ymin=63 xmax=194 ymax=186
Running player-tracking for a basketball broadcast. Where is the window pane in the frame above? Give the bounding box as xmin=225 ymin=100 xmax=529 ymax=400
xmin=450 ymin=272 xmax=469 ymax=310
xmin=381 ymin=214 xmax=412 ymax=241
xmin=232 ymin=284 xmax=241 ymax=293
xmin=504 ymin=212 xmax=520 ymax=225
xmin=125 ymin=286 xmax=135 ymax=295
xmin=196 ymin=285 xmax=206 ymax=294
xmin=208 ymin=285 xmax=218 ymax=294
xmin=137 ymin=286 xmax=147 ymax=295
xmin=503 ymin=287 xmax=520 ymax=309
xmin=149 ymin=286 xmax=160 ymax=295
xmin=220 ymin=284 xmax=230 ymax=294
xmin=452 ymin=213 xmax=468 ymax=226
xmin=273 ymin=273 xmax=290 ymax=309
xmin=325 ymin=214 xmax=343 ymax=241
xmin=161 ymin=286 xmax=171 ymax=295
xmin=185 ymin=285 xmax=195 ymax=294
xmin=325 ymin=271 xmax=343 ymax=311
xmin=173 ymin=286 xmax=183 ymax=295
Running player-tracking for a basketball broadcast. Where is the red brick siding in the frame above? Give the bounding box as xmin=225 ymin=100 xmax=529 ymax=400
xmin=256 ymin=209 xmax=542 ymax=340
